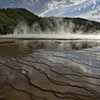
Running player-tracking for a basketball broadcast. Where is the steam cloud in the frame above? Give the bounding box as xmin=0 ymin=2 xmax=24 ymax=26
xmin=13 ymin=19 xmax=84 ymax=36
xmin=12 ymin=18 xmax=100 ymax=40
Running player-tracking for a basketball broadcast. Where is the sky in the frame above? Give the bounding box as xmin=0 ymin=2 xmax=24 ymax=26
xmin=0 ymin=0 xmax=100 ymax=22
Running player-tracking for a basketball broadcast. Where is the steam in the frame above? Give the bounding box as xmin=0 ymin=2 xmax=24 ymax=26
xmin=2 ymin=18 xmax=100 ymax=51
xmin=13 ymin=19 xmax=84 ymax=36
xmin=11 ymin=18 xmax=100 ymax=40
xmin=14 ymin=21 xmax=30 ymax=36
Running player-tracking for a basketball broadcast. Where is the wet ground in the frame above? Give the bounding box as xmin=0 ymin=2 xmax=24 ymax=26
xmin=0 ymin=39 xmax=100 ymax=100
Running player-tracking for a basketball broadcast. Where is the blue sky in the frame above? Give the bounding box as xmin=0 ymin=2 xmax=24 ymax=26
xmin=0 ymin=0 xmax=100 ymax=21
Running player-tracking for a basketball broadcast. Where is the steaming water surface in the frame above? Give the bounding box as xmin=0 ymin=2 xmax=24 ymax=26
xmin=2 ymin=34 xmax=100 ymax=39
xmin=0 ymin=39 xmax=99 ymax=56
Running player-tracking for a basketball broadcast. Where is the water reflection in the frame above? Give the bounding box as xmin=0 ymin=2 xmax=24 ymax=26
xmin=0 ymin=40 xmax=32 ymax=56
xmin=0 ymin=39 xmax=99 ymax=56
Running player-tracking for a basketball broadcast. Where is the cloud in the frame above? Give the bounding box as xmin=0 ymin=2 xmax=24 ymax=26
xmin=92 ymin=0 xmax=96 ymax=5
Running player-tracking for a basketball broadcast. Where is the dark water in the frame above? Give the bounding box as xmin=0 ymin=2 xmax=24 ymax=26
xmin=0 ymin=39 xmax=99 ymax=56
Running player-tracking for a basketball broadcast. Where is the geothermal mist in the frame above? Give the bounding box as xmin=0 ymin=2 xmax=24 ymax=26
xmin=2 ymin=18 xmax=100 ymax=40
xmin=1 ymin=19 xmax=100 ymax=52
xmin=13 ymin=18 xmax=85 ymax=35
